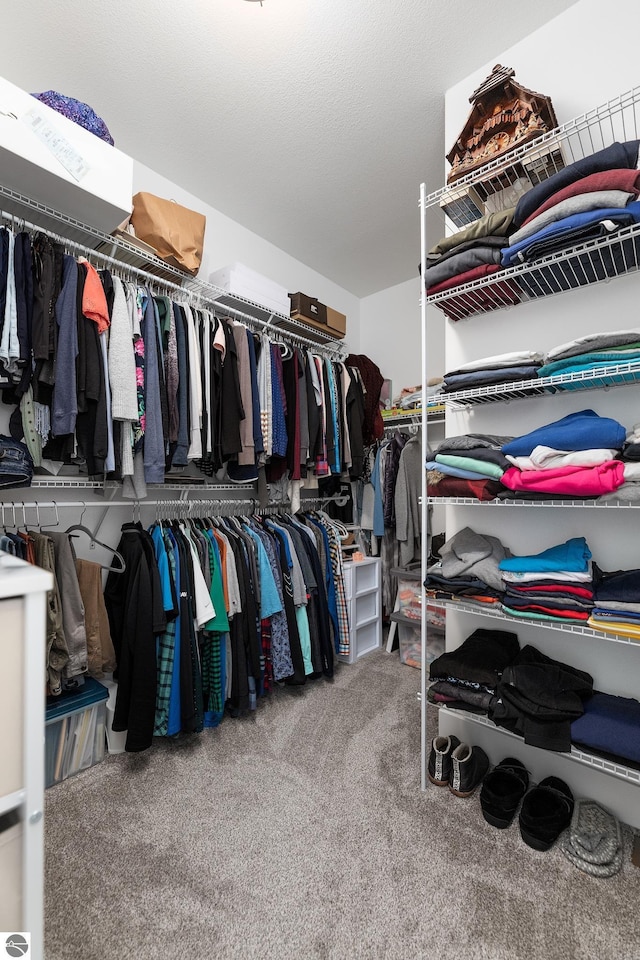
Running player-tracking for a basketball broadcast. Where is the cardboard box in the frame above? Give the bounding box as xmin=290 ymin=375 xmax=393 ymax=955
xmin=291 ymin=311 xmax=346 ymax=340
xmin=289 ymin=292 xmax=327 ymax=325
xmin=326 ymin=306 xmax=347 ymax=336
xmin=0 ymin=74 xmax=133 ymax=232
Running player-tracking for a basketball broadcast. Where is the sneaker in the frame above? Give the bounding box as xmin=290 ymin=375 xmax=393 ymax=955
xmin=449 ymin=743 xmax=490 ymax=798
xmin=480 ymin=757 xmax=529 ymax=829
xmin=427 ymin=735 xmax=461 ymax=787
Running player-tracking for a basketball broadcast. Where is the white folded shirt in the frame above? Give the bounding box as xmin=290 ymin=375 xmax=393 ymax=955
xmin=546 ymin=329 xmax=640 ymax=361
xmin=506 ymin=446 xmax=620 ymax=471
xmin=449 ymin=350 xmax=544 ymax=374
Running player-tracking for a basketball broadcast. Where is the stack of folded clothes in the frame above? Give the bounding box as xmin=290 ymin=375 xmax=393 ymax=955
xmin=536 ymin=328 xmax=640 ymax=390
xmin=502 ymin=140 xmax=640 ymax=293
xmin=427 ymin=433 xmax=513 ymax=501
xmin=489 ymin=643 xmax=594 ymax=751
xmin=598 ymin=421 xmax=640 ymax=504
xmin=571 ymin=690 xmax=640 ymax=767
xmin=441 ymin=349 xmax=544 ymax=393
xmin=498 ymin=536 xmax=596 ymax=623
xmin=425 ymin=207 xmax=519 ymax=318
xmin=499 ymin=409 xmax=629 ymax=500
xmin=588 ymin=568 xmax=640 ymax=639
xmin=427 ymin=627 xmax=520 ymax=714
xmin=424 ymin=526 xmax=510 ymax=606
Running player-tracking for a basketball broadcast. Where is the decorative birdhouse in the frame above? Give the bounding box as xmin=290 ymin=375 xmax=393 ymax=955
xmin=440 ymin=65 xmax=563 ymax=227
xmin=446 ymin=64 xmax=558 ymax=185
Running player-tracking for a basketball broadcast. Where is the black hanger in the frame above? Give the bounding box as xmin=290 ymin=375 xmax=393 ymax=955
xmin=65 ymin=508 xmax=126 ymax=574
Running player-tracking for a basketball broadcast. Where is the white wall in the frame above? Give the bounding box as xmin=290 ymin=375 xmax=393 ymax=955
xmin=133 ymin=162 xmax=361 ymax=351
xmin=437 ymin=0 xmax=640 ymax=829
xmin=359 ymin=276 xmax=445 ymax=396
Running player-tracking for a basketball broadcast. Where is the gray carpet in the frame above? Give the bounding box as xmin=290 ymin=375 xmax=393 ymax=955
xmin=44 ymin=651 xmax=640 ymax=960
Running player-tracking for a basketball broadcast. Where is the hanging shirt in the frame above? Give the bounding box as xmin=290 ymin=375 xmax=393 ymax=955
xmin=184 ymin=305 xmax=203 ymax=460
xmin=180 ymin=523 xmax=215 ymax=627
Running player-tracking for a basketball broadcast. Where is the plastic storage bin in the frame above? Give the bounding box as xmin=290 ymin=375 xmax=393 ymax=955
xmin=45 ymin=677 xmax=109 ymax=788
xmin=396 ymin=575 xmax=422 ymax=622
xmin=394 ymin=606 xmax=446 ymax=670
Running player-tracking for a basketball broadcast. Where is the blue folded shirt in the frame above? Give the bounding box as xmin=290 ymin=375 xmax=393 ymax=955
xmin=571 ymin=691 xmax=640 ymax=764
xmin=502 ymin=200 xmax=640 ymax=267
xmin=499 ymin=537 xmax=592 ymax=574
xmin=501 ymin=409 xmax=626 ymax=457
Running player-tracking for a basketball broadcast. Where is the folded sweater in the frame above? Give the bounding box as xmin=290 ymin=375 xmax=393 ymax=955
xmin=500 ymin=461 xmax=626 ymax=497
xmin=520 ymin=168 xmax=640 ymax=228
xmin=502 ymin=409 xmax=626 ymax=457
xmin=506 ymin=446 xmax=620 ymax=471
xmin=429 ymin=207 xmax=516 ymax=256
xmin=547 ymin=329 xmax=640 ymax=362
xmin=571 ymin=692 xmax=640 ymax=764
xmin=502 ymin=201 xmax=640 ymax=267
xmin=514 ymin=140 xmax=640 ymax=227
xmin=509 ymin=189 xmax=634 ymax=247
xmin=500 ymin=536 xmax=592 ymax=574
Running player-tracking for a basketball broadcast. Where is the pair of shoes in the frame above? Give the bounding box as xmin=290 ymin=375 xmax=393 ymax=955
xmin=428 ymin=736 xmax=489 ymax=797
xmin=519 ymin=777 xmax=574 ymax=851
xmin=560 ymin=799 xmax=623 ymax=877
xmin=480 ymin=757 xmax=529 ymax=829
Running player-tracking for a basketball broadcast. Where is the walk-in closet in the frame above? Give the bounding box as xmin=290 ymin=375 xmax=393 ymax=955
xmin=1 ymin=3 xmax=639 ymax=960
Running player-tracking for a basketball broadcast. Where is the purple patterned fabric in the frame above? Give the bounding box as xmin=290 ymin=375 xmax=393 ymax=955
xmin=31 ymin=91 xmax=115 ymax=145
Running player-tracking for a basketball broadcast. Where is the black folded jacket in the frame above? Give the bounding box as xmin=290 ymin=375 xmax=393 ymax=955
xmin=429 ymin=627 xmax=520 ymax=686
xmin=490 ymin=644 xmax=594 ymax=752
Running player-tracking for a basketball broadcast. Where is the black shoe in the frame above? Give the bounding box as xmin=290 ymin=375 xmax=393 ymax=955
xmin=427 ymin=735 xmax=461 ymax=787
xmin=449 ymin=743 xmax=490 ymax=797
xmin=480 ymin=757 xmax=529 ymax=829
xmin=519 ymin=776 xmax=574 ymax=851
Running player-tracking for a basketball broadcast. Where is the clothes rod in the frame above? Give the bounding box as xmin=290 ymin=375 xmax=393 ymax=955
xmin=0 ymin=205 xmax=345 ymax=359
xmin=0 ymin=498 xmax=257 ymax=513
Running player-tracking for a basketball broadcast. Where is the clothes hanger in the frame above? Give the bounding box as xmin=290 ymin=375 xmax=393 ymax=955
xmin=65 ymin=504 xmax=126 ymax=574
xmin=316 ymin=509 xmax=350 ymax=541
xmin=38 ymin=500 xmax=60 ymax=530
xmin=276 ymin=339 xmax=293 ymax=360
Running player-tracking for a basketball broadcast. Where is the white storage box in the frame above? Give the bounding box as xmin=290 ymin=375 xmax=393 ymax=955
xmin=210 ymin=262 xmax=290 ymax=316
xmin=0 ymin=75 xmax=133 ymax=232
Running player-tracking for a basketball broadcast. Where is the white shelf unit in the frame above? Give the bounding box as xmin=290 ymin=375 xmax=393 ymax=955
xmin=0 ymin=555 xmax=53 ymax=958
xmin=338 ymin=558 xmax=382 ymax=663
xmin=420 ymin=84 xmax=640 ymax=830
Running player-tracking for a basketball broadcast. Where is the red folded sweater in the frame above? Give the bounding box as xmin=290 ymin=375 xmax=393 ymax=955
xmin=521 ymin=168 xmax=640 ymax=227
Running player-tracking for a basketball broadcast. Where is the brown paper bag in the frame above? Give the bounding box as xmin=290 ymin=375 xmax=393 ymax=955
xmin=130 ymin=192 xmax=206 ymax=276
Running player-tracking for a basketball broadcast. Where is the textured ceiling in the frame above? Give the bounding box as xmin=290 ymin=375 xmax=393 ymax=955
xmin=1 ymin=0 xmax=576 ymax=296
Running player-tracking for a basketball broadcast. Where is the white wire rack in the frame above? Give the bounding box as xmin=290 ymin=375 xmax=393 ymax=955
xmin=433 ymin=357 xmax=640 ymax=410
xmin=437 ymin=707 xmax=640 ymax=786
xmin=0 ymin=184 xmax=346 ymax=355
xmin=423 ymin=85 xmax=640 ymax=320
xmin=425 ymin=596 xmax=640 ymax=648
xmin=426 ymin=496 xmax=640 ymax=509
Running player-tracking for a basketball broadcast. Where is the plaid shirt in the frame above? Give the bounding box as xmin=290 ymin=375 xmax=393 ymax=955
xmin=317 ymin=515 xmax=350 ymax=656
